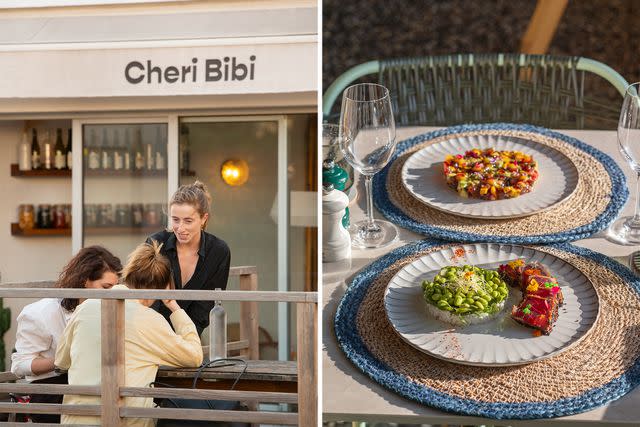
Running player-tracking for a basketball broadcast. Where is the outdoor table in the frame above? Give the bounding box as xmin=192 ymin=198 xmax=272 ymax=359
xmin=157 ymin=360 xmax=297 ymax=393
xmin=323 ymin=127 xmax=640 ymax=425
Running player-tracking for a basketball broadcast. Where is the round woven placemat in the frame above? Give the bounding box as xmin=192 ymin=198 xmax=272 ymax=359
xmin=334 ymin=240 xmax=640 ymax=419
xmin=373 ymin=123 xmax=628 ymax=244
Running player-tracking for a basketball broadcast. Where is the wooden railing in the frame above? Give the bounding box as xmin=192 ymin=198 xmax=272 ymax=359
xmin=0 ymin=267 xmax=318 ymax=426
xmin=1 ymin=266 xmax=261 ymax=361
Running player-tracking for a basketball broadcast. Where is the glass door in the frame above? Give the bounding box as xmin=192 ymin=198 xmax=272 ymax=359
xmin=70 ymin=114 xmax=317 ymax=360
xmin=72 ymin=119 xmax=171 ymax=263
xmin=179 ymin=114 xmax=317 ymax=360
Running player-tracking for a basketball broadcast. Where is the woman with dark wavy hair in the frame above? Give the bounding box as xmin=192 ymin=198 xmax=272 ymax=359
xmin=56 ymin=240 xmax=202 ymax=427
xmin=11 ymin=246 xmax=121 ymax=423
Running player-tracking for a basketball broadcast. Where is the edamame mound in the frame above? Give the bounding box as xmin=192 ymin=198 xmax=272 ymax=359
xmin=421 ymin=265 xmax=509 ymax=325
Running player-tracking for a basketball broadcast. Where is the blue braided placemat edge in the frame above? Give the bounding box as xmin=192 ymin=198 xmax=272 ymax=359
xmin=334 ymin=240 xmax=640 ymax=419
xmin=373 ymin=123 xmax=629 ymax=244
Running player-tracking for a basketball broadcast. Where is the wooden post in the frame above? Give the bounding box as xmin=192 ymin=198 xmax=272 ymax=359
xmin=239 ymin=273 xmax=259 ymax=360
xmin=296 ymin=302 xmax=317 ymax=427
xmin=520 ymin=0 xmax=568 ymax=54
xmin=101 ymin=299 xmax=125 ymax=426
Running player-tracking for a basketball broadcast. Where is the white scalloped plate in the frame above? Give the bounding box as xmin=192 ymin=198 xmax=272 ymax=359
xmin=384 ymin=243 xmax=600 ymax=366
xmin=401 ymin=134 xmax=579 ymax=218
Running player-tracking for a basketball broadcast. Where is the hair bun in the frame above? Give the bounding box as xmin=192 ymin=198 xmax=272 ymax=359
xmin=192 ymin=180 xmax=206 ymax=191
xmin=193 ymin=181 xmax=211 ymax=205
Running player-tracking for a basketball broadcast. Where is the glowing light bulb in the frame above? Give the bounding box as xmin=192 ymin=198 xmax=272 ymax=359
xmin=220 ymin=159 xmax=249 ymax=186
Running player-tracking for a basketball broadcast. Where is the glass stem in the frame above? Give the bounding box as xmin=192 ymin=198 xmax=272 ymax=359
xmin=364 ymin=174 xmax=375 ymax=227
xmin=634 ymin=172 xmax=640 ymax=224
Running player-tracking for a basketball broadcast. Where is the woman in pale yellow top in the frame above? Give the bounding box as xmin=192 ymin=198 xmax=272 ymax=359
xmin=55 ymin=240 xmax=203 ymax=427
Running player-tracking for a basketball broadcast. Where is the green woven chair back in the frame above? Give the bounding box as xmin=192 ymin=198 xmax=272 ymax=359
xmin=324 ymin=54 xmax=628 ymax=129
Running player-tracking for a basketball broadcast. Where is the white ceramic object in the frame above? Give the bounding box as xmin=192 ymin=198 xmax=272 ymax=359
xmin=322 ymin=187 xmax=351 ymax=262
xmin=384 ymin=243 xmax=599 ymax=366
xmin=401 ymin=134 xmax=579 ymax=219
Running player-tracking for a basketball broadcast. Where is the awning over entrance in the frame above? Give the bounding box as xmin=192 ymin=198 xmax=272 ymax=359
xmin=0 ymin=4 xmax=317 ymax=112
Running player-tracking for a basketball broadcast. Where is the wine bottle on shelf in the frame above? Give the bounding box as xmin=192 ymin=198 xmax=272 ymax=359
xmin=133 ymin=128 xmax=145 ymax=171
xmin=155 ymin=127 xmax=166 ymax=170
xmin=82 ymin=131 xmax=88 ymax=170
xmin=145 ymin=130 xmax=154 ymax=171
xmin=123 ymin=129 xmax=131 ymax=170
xmin=100 ymin=128 xmax=112 ymax=170
xmin=88 ymin=129 xmax=100 ymax=170
xmin=54 ymin=128 xmax=66 ymax=170
xmin=113 ymin=128 xmax=124 ymax=171
xmin=31 ymin=129 xmax=41 ymax=170
xmin=66 ymin=129 xmax=72 ymax=171
xmin=179 ymin=125 xmax=186 ymax=172
xmin=40 ymin=130 xmax=53 ymax=170
xmin=18 ymin=130 xmax=31 ymax=171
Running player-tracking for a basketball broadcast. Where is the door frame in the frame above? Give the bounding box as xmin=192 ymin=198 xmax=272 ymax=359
xmin=181 ymin=115 xmax=290 ymax=361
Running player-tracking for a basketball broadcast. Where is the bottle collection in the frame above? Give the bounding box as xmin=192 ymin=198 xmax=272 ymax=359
xmin=84 ymin=203 xmax=166 ymax=228
xmin=18 ymin=128 xmax=72 ymax=171
xmin=84 ymin=127 xmax=168 ymax=173
xmin=13 ymin=124 xmax=189 ymax=236
xmin=17 ymin=203 xmax=166 ymax=232
xmin=17 ymin=125 xmax=192 ymax=174
xmin=18 ymin=204 xmax=71 ymax=230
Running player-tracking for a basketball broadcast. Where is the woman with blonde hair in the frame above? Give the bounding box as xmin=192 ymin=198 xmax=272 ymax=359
xmin=147 ymin=180 xmax=230 ymax=335
xmin=55 ymin=240 xmax=203 ymax=427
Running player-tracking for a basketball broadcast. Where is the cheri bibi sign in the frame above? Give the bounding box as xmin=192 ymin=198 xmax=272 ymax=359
xmin=0 ymin=40 xmax=316 ymax=98
xmin=124 ymin=56 xmax=257 ymax=84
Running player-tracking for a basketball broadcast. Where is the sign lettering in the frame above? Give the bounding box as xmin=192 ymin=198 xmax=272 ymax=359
xmin=124 ymin=56 xmax=256 ymax=85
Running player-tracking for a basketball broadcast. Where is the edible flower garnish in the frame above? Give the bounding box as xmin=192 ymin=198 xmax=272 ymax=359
xmin=526 ymin=279 xmax=539 ymax=293
xmin=508 ymin=259 xmax=524 ymax=268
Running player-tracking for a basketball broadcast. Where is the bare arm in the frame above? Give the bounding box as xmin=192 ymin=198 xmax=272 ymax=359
xmin=30 ymin=357 xmax=55 ymax=376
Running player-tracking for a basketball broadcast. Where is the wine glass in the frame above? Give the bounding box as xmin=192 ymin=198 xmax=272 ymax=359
xmin=339 ymin=83 xmax=398 ymax=248
xmin=609 ymin=82 xmax=640 ymax=244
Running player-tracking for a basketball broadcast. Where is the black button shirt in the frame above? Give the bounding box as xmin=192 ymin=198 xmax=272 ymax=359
xmin=146 ymin=230 xmax=231 ymax=336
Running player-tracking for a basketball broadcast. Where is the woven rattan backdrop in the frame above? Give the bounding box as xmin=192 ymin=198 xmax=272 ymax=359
xmin=323 ymin=0 xmax=638 ymax=103
xmin=380 ymin=54 xmax=620 ymax=129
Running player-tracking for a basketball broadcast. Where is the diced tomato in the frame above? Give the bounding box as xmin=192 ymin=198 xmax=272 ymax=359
xmin=443 ymin=148 xmax=538 ymax=200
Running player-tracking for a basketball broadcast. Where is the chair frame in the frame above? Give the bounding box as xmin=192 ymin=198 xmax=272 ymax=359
xmin=323 ymin=54 xmax=629 ymax=125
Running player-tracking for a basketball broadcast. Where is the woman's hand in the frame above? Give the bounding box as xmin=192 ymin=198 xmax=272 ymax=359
xmin=162 ymin=299 xmax=181 ymax=313
xmin=162 ymin=282 xmax=180 ymax=312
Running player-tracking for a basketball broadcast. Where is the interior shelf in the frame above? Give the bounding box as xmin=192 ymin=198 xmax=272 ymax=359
xmin=85 ymin=169 xmax=196 ymax=177
xmin=11 ymin=223 xmax=70 ymax=236
xmin=11 ymin=164 xmax=196 ymax=177
xmin=84 ymin=226 xmax=160 ymax=235
xmin=11 ymin=164 xmax=70 ymax=177
xmin=11 ymin=223 xmax=160 ymax=236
